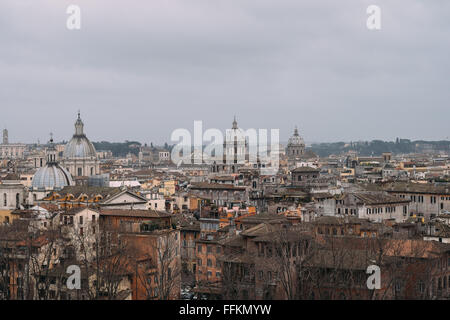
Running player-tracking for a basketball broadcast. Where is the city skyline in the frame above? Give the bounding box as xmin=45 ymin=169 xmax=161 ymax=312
xmin=2 ymin=112 xmax=450 ymax=146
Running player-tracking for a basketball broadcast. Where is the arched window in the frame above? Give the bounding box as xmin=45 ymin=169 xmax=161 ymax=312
xmin=16 ymin=193 xmax=20 ymax=209
xmin=77 ymin=168 xmax=83 ymax=176
xmin=3 ymin=193 xmax=7 ymax=207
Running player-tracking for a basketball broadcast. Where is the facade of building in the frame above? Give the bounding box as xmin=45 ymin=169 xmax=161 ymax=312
xmin=0 ymin=129 xmax=26 ymax=159
xmin=0 ymin=174 xmax=27 ymax=214
xmin=335 ymin=192 xmax=410 ymax=223
xmin=211 ymin=118 xmax=249 ymax=174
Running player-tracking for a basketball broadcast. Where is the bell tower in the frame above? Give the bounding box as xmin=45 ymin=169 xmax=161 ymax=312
xmin=3 ymin=128 xmax=8 ymax=145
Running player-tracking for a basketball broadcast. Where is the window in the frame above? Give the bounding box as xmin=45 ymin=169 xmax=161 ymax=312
xmin=417 ymin=280 xmax=425 ymax=294
xmin=198 ymin=245 xmax=202 ymax=253
xmin=3 ymin=193 xmax=7 ymax=207
xmin=207 ymin=259 xmax=212 ymax=267
xmin=258 ymin=271 xmax=264 ymax=280
xmin=79 ymin=216 xmax=83 ymax=225
xmin=198 ymin=259 xmax=202 ymax=266
xmin=207 ymin=246 xmax=212 ymax=254
xmin=395 ymin=281 xmax=402 ymax=294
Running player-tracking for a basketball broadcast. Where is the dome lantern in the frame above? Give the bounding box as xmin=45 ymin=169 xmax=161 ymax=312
xmin=75 ymin=111 xmax=84 ymax=136
xmin=46 ymin=133 xmax=58 ymax=164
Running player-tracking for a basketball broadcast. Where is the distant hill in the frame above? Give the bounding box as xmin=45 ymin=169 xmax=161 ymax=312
xmin=92 ymin=141 xmax=142 ymax=157
xmin=310 ymin=139 xmax=450 ymax=157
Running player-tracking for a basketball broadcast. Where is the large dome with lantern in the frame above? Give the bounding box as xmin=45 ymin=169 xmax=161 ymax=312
xmin=61 ymin=112 xmax=100 ymax=178
xmin=288 ymin=127 xmax=305 ymax=147
xmin=63 ymin=112 xmax=97 ymax=159
xmin=32 ymin=137 xmax=74 ymax=191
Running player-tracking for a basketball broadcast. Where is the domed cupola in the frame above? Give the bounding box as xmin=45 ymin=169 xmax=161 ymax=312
xmin=288 ymin=127 xmax=305 ymax=147
xmin=287 ymin=126 xmax=306 ymax=161
xmin=63 ymin=112 xmax=97 ymax=159
xmin=61 ymin=112 xmax=100 ymax=177
xmin=32 ymin=135 xmax=74 ymax=191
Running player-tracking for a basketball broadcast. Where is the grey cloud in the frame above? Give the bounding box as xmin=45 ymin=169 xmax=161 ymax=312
xmin=0 ymin=0 xmax=449 ymax=144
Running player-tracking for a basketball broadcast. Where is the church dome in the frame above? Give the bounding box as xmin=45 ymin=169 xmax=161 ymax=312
xmin=32 ymin=165 xmax=74 ymax=190
xmin=32 ymin=136 xmax=74 ymax=190
xmin=63 ymin=112 xmax=97 ymax=159
xmin=288 ymin=127 xmax=305 ymax=146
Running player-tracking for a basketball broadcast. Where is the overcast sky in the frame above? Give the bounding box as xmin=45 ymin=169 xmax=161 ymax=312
xmin=0 ymin=0 xmax=449 ymax=145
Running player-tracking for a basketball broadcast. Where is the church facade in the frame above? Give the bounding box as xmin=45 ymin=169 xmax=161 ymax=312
xmin=0 ymin=129 xmax=26 ymax=159
xmin=211 ymin=117 xmax=249 ymax=174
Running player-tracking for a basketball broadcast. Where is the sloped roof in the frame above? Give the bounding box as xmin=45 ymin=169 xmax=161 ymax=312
xmin=190 ymin=182 xmax=246 ymax=191
xmin=58 ymin=186 xmax=122 ymax=199
xmin=99 ymin=209 xmax=171 ymax=219
xmin=352 ymin=192 xmax=410 ymax=205
xmin=291 ymin=166 xmax=320 ymax=173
